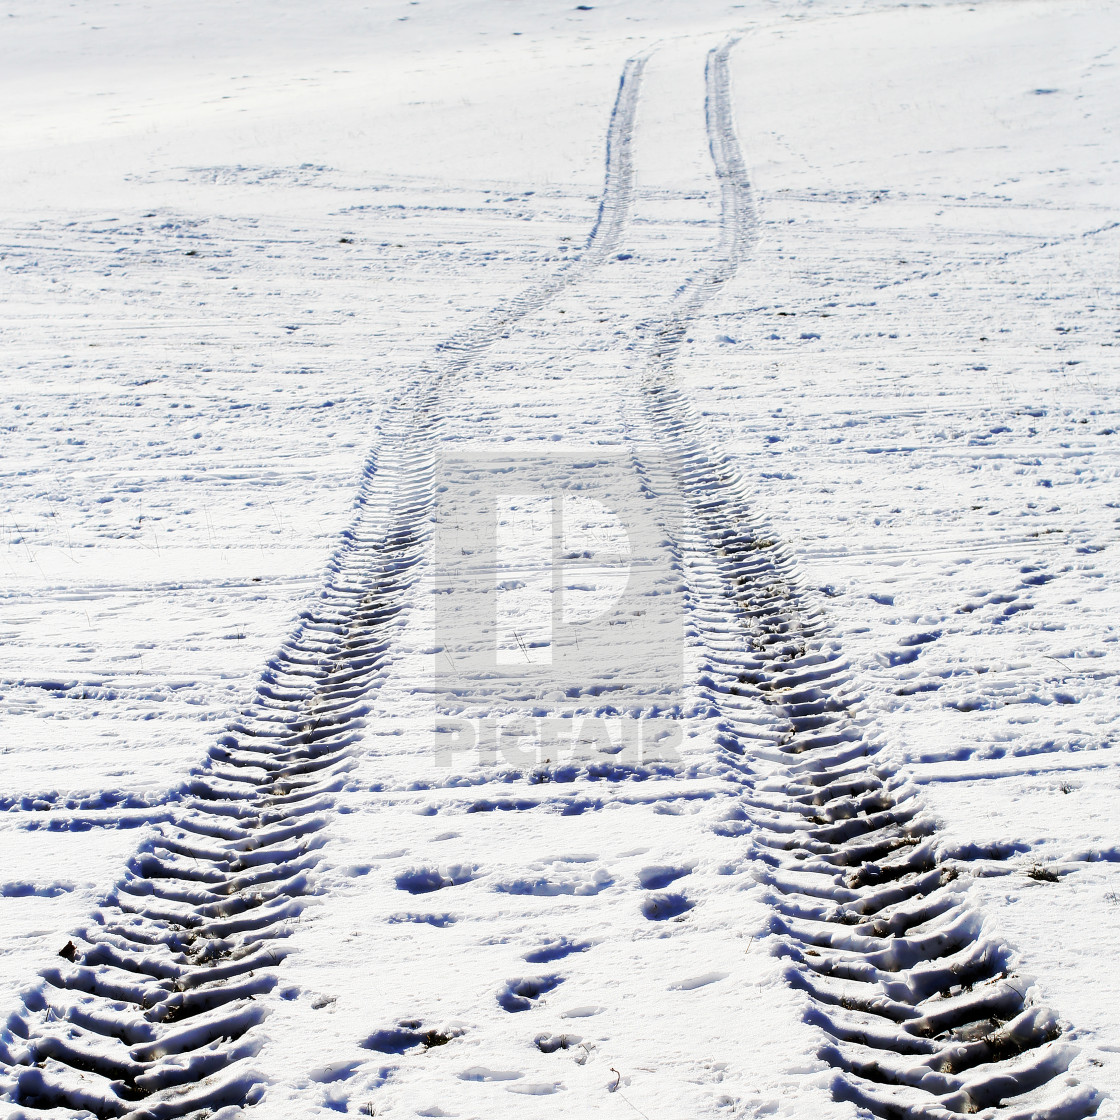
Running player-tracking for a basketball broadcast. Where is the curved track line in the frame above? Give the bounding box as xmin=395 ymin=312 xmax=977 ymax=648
xmin=628 ymin=36 xmax=1100 ymax=1120
xmin=0 ymin=54 xmax=647 ymax=1119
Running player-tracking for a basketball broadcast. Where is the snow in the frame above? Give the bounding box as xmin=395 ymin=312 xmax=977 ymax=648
xmin=1 ymin=0 xmax=1118 ymax=1118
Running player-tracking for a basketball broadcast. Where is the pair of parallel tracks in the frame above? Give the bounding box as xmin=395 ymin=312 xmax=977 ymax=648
xmin=1 ymin=38 xmax=1097 ymax=1120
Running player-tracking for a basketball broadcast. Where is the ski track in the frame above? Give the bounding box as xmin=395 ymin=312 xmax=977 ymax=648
xmin=0 ymin=32 xmax=1104 ymax=1120
xmin=626 ymin=38 xmax=1101 ymax=1120
xmin=0 ymin=55 xmax=647 ymax=1119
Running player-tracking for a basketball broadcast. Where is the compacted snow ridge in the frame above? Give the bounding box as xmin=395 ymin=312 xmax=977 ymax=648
xmin=1 ymin=2 xmax=1118 ymax=1119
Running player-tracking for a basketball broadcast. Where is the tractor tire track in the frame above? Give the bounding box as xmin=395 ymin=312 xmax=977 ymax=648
xmin=628 ymin=36 xmax=1100 ymax=1120
xmin=0 ymin=54 xmax=647 ymax=1119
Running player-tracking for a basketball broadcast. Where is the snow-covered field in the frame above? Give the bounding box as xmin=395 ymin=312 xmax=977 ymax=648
xmin=1 ymin=1 xmax=1118 ymax=1117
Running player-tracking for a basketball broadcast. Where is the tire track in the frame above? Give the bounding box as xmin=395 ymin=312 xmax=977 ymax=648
xmin=0 ymin=400 xmax=440 ymax=1119
xmin=628 ymin=37 xmax=1100 ymax=1120
xmin=0 ymin=54 xmax=647 ymax=1118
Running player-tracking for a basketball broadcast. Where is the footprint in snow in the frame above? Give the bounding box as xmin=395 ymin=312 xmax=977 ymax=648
xmin=498 ymin=975 xmax=563 ymax=1012
xmin=535 ymin=1032 xmax=582 ymax=1053
xmin=523 ymin=937 xmax=592 ymax=964
xmin=362 ymin=1023 xmax=457 ymax=1054
xmin=395 ymin=864 xmax=476 ymax=894
xmin=641 ymin=892 xmax=693 ymax=921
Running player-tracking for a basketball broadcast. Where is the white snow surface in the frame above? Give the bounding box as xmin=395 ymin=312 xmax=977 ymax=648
xmin=1 ymin=1 xmax=1118 ymax=1118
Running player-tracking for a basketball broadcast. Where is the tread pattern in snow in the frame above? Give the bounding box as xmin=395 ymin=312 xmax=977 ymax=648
xmin=1 ymin=34 xmax=1101 ymax=1120
xmin=630 ymin=37 xmax=1101 ymax=1120
xmin=0 ymin=398 xmax=438 ymax=1117
xmin=0 ymin=54 xmax=648 ymax=1119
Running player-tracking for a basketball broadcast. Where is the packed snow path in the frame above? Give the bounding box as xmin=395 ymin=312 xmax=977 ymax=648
xmin=0 ymin=21 xmax=1113 ymax=1120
